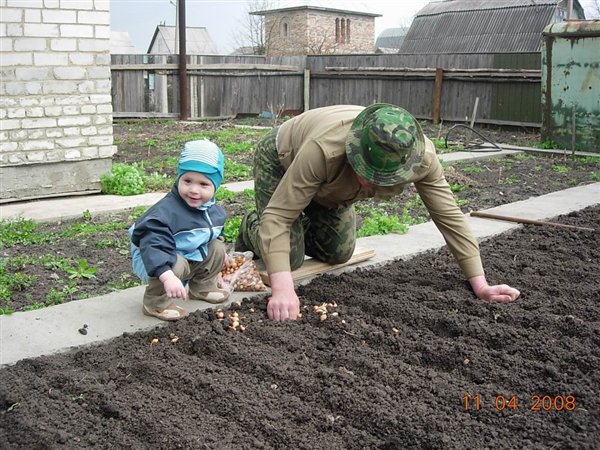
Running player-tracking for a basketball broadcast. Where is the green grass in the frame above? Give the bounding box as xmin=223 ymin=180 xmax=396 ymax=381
xmin=513 ymin=153 xmax=533 ymax=161
xmin=161 ymin=128 xmax=265 ymax=154
xmin=65 ymin=259 xmax=97 ymax=280
xmin=552 ymin=164 xmax=571 ymax=174
xmin=356 ymin=206 xmax=411 ymax=238
xmin=501 ymin=174 xmax=520 ymax=185
xmin=576 ymin=156 xmax=600 ymax=165
xmin=216 ymin=187 xmax=255 ymax=203
xmin=0 ymin=218 xmax=56 ymax=247
xmin=430 ymin=137 xmax=464 ymax=154
xmin=61 ymin=221 xmax=128 ymax=239
xmin=106 ymin=273 xmax=140 ymax=291
xmin=224 ymin=160 xmax=252 ymax=180
xmin=537 ymin=139 xmax=560 ymax=149
xmin=0 ymin=262 xmax=37 ymax=307
xmin=450 ymin=183 xmax=466 ymax=193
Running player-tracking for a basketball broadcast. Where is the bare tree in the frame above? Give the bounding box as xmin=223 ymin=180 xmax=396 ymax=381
xmin=586 ymin=0 xmax=600 ymax=18
xmin=232 ymin=0 xmax=273 ymax=55
xmin=304 ymin=32 xmax=340 ymax=55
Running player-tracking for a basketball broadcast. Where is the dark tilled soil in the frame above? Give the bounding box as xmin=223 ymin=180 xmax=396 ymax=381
xmin=1 ymin=206 xmax=598 ymax=449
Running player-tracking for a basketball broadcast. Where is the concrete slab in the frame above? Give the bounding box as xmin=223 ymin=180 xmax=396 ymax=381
xmin=440 ymin=148 xmax=520 ymax=162
xmin=1 ymin=182 xmax=597 ymax=368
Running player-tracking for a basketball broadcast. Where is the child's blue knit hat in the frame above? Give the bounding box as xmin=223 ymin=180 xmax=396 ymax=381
xmin=177 ymin=140 xmax=224 ymax=190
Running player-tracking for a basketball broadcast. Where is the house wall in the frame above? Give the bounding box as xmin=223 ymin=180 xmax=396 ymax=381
xmin=148 ymin=33 xmax=170 ymax=54
xmin=0 ymin=0 xmax=116 ymax=202
xmin=265 ymin=10 xmax=375 ymax=56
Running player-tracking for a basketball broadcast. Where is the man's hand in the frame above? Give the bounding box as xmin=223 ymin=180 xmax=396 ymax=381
xmin=159 ymin=270 xmax=188 ymax=300
xmin=267 ymin=271 xmax=300 ymax=321
xmin=469 ymin=275 xmax=520 ymax=303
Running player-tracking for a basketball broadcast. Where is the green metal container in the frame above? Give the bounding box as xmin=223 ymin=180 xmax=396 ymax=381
xmin=541 ymin=21 xmax=600 ymax=153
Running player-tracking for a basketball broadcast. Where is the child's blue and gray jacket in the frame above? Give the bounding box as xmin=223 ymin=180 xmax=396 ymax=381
xmin=129 ymin=185 xmax=226 ymax=283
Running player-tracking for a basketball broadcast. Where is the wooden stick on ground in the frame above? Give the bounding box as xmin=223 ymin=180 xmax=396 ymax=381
xmin=258 ymin=248 xmax=376 ymax=286
xmin=470 ymin=211 xmax=596 ymax=232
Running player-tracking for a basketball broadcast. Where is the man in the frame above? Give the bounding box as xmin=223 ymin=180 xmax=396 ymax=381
xmin=236 ymin=104 xmax=520 ymax=321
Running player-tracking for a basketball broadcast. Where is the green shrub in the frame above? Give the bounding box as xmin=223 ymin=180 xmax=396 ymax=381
xmin=222 ymin=216 xmax=242 ymax=243
xmin=101 ymin=163 xmax=145 ymax=196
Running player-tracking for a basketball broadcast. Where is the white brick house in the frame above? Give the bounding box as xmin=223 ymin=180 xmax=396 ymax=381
xmin=0 ymin=0 xmax=116 ymax=202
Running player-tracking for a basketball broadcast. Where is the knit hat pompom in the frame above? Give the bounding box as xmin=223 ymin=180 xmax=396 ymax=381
xmin=177 ymin=140 xmax=224 ymax=190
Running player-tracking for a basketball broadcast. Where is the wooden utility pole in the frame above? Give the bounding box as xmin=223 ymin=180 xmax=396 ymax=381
xmin=178 ymin=0 xmax=188 ymax=120
xmin=432 ymin=68 xmax=443 ymax=124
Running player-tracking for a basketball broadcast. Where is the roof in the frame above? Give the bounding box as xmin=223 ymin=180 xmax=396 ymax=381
xmin=415 ymin=0 xmax=577 ymax=14
xmin=110 ymin=31 xmax=137 ymax=54
xmin=147 ymin=25 xmax=218 ymax=54
xmin=375 ymin=27 xmax=409 ymax=51
xmin=250 ymin=5 xmax=381 ymax=17
xmin=400 ymin=0 xmax=586 ymax=54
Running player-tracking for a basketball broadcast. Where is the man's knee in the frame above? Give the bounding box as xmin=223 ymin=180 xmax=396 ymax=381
xmin=311 ymin=239 xmax=355 ymax=265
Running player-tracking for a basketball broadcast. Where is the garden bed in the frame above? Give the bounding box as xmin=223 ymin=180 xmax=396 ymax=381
xmin=1 ymin=205 xmax=598 ymax=449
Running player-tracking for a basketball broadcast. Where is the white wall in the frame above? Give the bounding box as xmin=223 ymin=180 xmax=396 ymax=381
xmin=0 ymin=0 xmax=117 ymax=202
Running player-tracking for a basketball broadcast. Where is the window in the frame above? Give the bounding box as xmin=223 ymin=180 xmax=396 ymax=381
xmin=335 ymin=18 xmax=351 ymax=44
xmin=280 ymin=18 xmax=290 ymax=38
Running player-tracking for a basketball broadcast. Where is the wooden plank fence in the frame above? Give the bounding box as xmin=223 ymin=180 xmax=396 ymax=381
xmin=111 ymin=53 xmax=542 ymax=127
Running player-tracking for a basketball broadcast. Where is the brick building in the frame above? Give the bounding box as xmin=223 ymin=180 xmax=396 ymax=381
xmin=0 ymin=0 xmax=116 ymax=202
xmin=250 ymin=6 xmax=380 ymax=56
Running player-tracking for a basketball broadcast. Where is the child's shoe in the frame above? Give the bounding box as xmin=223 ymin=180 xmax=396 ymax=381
xmin=189 ymin=288 xmax=230 ymax=304
xmin=143 ymin=302 xmax=187 ymax=321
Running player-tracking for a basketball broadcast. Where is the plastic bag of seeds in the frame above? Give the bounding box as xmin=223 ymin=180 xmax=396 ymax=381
xmin=218 ymin=251 xmax=267 ymax=292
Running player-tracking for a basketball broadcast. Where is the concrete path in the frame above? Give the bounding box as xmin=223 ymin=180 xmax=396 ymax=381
xmin=1 ymin=150 xmax=517 ymax=223
xmin=1 ymin=152 xmax=597 ymax=368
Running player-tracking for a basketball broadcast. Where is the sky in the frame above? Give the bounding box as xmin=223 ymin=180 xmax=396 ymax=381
xmin=110 ymin=0 xmax=600 ymax=54
xmin=110 ymin=0 xmax=432 ymax=54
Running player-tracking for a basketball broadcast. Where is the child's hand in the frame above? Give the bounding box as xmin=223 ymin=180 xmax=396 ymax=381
xmin=159 ymin=270 xmax=188 ymax=300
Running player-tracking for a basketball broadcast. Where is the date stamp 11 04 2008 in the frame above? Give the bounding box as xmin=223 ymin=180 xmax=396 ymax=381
xmin=463 ymin=394 xmax=577 ymax=412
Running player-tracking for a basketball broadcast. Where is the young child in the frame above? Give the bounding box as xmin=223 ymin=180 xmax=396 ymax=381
xmin=129 ymin=139 xmax=230 ymax=321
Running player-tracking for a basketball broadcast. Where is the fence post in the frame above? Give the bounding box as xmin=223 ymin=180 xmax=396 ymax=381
xmin=432 ymin=68 xmax=443 ymax=124
xmin=303 ymin=68 xmax=311 ymax=111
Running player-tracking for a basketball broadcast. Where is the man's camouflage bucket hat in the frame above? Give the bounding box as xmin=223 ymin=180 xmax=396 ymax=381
xmin=346 ymin=103 xmax=425 ymax=186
